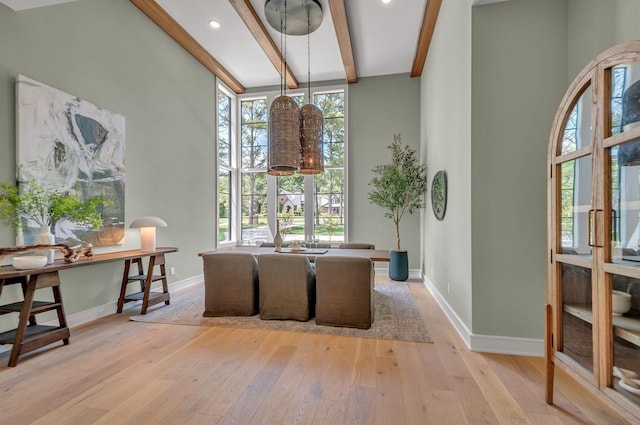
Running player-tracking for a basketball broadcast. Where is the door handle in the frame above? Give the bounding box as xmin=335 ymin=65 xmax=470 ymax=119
xmin=588 ymin=209 xmax=603 ymax=248
xmin=612 ymin=209 xmax=618 ymax=242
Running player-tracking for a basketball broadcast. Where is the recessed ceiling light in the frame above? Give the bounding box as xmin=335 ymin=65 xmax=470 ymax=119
xmin=209 ymin=20 xmax=220 ymax=29
xmin=382 ymin=0 xmax=392 ymax=3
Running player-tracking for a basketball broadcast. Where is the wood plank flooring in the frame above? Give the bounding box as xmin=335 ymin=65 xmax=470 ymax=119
xmin=0 ymin=278 xmax=630 ymax=424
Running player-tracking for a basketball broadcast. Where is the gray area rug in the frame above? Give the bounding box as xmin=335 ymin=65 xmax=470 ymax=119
xmin=131 ymin=281 xmax=432 ymax=343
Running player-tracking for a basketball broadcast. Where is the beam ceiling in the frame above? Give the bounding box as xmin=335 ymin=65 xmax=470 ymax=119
xmin=229 ymin=0 xmax=298 ymax=89
xmin=328 ymin=0 xmax=356 ymax=84
xmin=411 ymin=0 xmax=442 ymax=78
xmin=129 ymin=0 xmax=439 ymax=93
xmin=130 ymin=0 xmax=245 ymax=93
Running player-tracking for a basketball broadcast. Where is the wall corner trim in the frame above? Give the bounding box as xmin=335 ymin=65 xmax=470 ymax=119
xmin=423 ymin=275 xmax=543 ymax=357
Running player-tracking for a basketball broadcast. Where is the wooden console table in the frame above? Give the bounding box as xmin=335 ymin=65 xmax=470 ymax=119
xmin=0 ymin=247 xmax=177 ymax=366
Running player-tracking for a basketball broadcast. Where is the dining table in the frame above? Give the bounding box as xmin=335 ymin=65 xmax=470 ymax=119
xmin=199 ymin=246 xmax=391 ymax=262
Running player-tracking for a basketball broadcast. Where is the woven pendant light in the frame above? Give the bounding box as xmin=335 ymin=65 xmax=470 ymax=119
xmin=269 ymin=95 xmax=300 ymax=174
xmin=298 ymin=3 xmax=324 ymax=174
xmin=267 ymin=0 xmax=301 ymax=176
xmin=299 ymin=103 xmax=323 ymax=174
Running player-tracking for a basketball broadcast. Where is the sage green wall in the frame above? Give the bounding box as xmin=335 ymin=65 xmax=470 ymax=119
xmin=425 ymin=0 xmax=640 ymax=343
xmin=348 ymin=74 xmax=421 ymax=268
xmin=568 ymin=0 xmax=640 ymax=83
xmin=423 ymin=0 xmax=567 ymax=339
xmin=471 ymin=0 xmax=567 ymax=338
xmin=421 ymin=0 xmax=473 ymax=328
xmin=0 ymin=0 xmax=216 ymax=331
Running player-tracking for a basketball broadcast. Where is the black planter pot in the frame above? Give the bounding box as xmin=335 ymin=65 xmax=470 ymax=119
xmin=389 ymin=250 xmax=408 ymax=281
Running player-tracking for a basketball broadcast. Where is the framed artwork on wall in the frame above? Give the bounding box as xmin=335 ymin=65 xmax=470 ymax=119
xmin=431 ymin=170 xmax=447 ymax=221
xmin=16 ymin=75 xmax=126 ymax=246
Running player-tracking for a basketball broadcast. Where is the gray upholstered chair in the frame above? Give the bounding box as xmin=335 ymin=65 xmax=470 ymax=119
xmin=314 ymin=256 xmax=375 ymax=329
xmin=258 ymin=254 xmax=316 ymax=321
xmin=202 ymin=252 xmax=259 ymax=317
xmin=338 ymin=242 xmax=375 ymax=249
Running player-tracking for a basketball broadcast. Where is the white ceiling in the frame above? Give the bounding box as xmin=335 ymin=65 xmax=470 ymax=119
xmin=155 ymin=0 xmax=428 ymax=88
xmin=0 ymin=0 xmax=511 ymax=89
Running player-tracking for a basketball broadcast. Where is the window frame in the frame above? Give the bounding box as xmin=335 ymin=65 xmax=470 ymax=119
xmin=216 ymin=82 xmax=239 ymax=247
xmin=236 ymin=84 xmax=348 ymax=244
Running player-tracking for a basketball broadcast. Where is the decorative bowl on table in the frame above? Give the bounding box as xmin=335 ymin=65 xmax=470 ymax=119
xmin=612 ymin=290 xmax=632 ymax=316
xmin=11 ymin=255 xmax=48 ymax=270
xmin=290 ymin=241 xmax=305 ymax=251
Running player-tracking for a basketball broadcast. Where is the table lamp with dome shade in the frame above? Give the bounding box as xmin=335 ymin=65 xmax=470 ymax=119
xmin=129 ymin=216 xmax=167 ymax=252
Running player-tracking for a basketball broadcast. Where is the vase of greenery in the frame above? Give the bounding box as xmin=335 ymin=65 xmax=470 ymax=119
xmin=0 ymin=180 xmax=109 ymax=263
xmin=368 ymin=134 xmax=428 ymax=281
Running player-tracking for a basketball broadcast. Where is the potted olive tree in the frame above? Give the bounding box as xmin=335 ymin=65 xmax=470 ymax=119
xmin=368 ymin=134 xmax=428 ymax=281
xmin=0 ymin=180 xmax=109 ymax=263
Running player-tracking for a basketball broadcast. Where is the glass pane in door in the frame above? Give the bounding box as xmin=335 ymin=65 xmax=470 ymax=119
xmin=561 ymin=86 xmax=592 ymax=155
xmin=561 ymin=264 xmax=594 ymax=372
xmin=560 ymin=156 xmax=593 ymax=255
xmin=611 ymin=139 xmax=640 ymax=262
xmin=610 ymin=273 xmax=640 ymax=405
xmin=558 ymin=154 xmax=594 ymax=373
xmin=611 ymin=64 xmax=640 ymax=137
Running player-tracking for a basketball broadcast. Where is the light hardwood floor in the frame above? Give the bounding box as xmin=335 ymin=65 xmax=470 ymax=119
xmin=0 ymin=278 xmax=630 ymax=424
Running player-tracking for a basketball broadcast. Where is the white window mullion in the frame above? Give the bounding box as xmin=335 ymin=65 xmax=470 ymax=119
xmin=304 ymin=175 xmax=314 ymax=241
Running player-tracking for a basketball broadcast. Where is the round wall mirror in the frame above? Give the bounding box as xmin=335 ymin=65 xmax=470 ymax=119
xmin=431 ymin=170 xmax=447 ymax=220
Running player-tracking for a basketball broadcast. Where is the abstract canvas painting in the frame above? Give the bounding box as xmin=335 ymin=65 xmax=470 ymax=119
xmin=16 ymin=75 xmax=125 ymax=246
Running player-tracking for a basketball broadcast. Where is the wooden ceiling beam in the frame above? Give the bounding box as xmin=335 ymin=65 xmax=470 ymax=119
xmin=328 ymin=0 xmax=356 ymax=84
xmin=229 ymin=0 xmax=298 ymax=90
xmin=411 ymin=0 xmax=442 ymax=77
xmin=130 ymin=0 xmax=245 ymax=94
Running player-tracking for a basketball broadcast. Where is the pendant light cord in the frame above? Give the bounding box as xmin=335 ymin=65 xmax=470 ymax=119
xmin=279 ymin=6 xmax=284 ymax=97
xmin=307 ymin=6 xmax=311 ymax=101
xmin=283 ymin=0 xmax=287 ymax=95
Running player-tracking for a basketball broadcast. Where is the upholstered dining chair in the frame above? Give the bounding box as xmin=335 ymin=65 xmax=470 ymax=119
xmin=338 ymin=242 xmax=375 ymax=249
xmin=258 ymin=254 xmax=316 ymax=321
xmin=315 ymin=256 xmax=375 ymax=329
xmin=202 ymin=252 xmax=259 ymax=317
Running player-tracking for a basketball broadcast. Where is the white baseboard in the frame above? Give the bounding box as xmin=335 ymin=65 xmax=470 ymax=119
xmin=55 ymin=274 xmax=203 ymax=328
xmin=374 ymin=267 xmax=422 ymax=280
xmin=423 ymin=275 xmax=543 ymax=357
xmin=469 ymin=334 xmax=543 ymax=357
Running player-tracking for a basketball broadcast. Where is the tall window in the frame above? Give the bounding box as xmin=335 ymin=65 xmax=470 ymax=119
xmin=217 ymin=84 xmax=236 ymax=244
xmin=237 ymin=87 xmax=347 ymax=245
xmin=240 ymin=97 xmax=268 ymax=242
xmin=313 ymin=91 xmax=345 ymax=242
